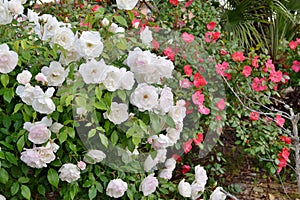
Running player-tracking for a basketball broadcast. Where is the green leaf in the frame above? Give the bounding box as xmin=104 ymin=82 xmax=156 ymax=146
xmin=47 ymin=168 xmax=59 ymax=188
xmin=3 ymin=88 xmax=13 ymax=103
xmin=95 ymin=182 xmax=103 ymax=193
xmin=11 ymin=182 xmax=20 ymax=196
xmin=132 ymin=136 xmax=141 ymax=146
xmin=17 ymin=135 xmax=25 ymax=153
xmin=99 ymin=133 xmax=108 ymax=147
xmin=1 ymin=74 xmax=9 ymax=88
xmin=59 ymin=129 xmax=68 ymax=144
xmin=38 ymin=185 xmax=46 ymax=196
xmin=65 ymin=95 xmax=74 ymax=106
xmin=117 ymin=90 xmax=127 ymax=102
xmin=114 ymin=15 xmax=128 ymax=27
xmin=0 ymin=168 xmax=9 ymax=184
xmin=94 ymin=101 xmax=108 ymax=110
xmin=18 ymin=177 xmax=30 ymax=183
xmin=88 ymin=129 xmax=96 ymax=138
xmin=111 ymin=131 xmax=118 ymax=145
xmin=88 ymin=186 xmax=97 ymax=200
xmin=95 ymin=87 xmax=103 ymax=101
xmin=21 ymin=185 xmax=31 ymax=200
xmin=13 ymin=103 xmax=23 ymax=114
xmin=5 ymin=152 xmax=18 ymax=165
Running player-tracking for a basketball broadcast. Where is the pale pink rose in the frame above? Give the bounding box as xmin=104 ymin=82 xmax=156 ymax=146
xmin=35 ymin=73 xmax=48 ymax=85
xmin=180 ymin=78 xmax=192 ymax=88
xmin=28 ymin=124 xmax=51 ymax=144
xmin=106 ymin=179 xmax=128 ymax=198
xmin=182 ymin=32 xmax=194 ymax=43
xmin=140 ymin=174 xmax=159 ymax=196
xmin=17 ymin=70 xmax=32 ymax=85
xmin=20 ymin=148 xmax=45 ymax=168
xmin=158 ymin=169 xmax=173 ymax=180
xmin=59 ymin=163 xmax=81 ymax=183
xmin=77 ymin=161 xmax=86 ymax=170
xmin=178 ymin=179 xmax=191 ymax=197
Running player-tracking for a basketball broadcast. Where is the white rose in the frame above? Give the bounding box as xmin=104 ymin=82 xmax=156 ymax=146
xmin=106 ymin=179 xmax=128 ymax=198
xmin=17 ymin=70 xmax=32 ymax=85
xmin=156 ymin=57 xmax=174 ymax=79
xmin=108 ymin=23 xmax=118 ymax=33
xmin=178 ymin=179 xmax=192 ymax=198
xmin=144 ymin=155 xmax=158 ymax=172
xmin=116 ymin=0 xmax=138 ymax=10
xmin=41 ymin=15 xmax=59 ymax=41
xmin=32 ymin=87 xmax=56 ymax=114
xmin=168 ymin=101 xmax=186 ymax=123
xmin=23 ymin=116 xmax=52 ymax=131
xmin=75 ymin=31 xmax=103 ymax=59
xmin=8 ymin=0 xmax=23 ymax=15
xmin=194 ymin=165 xmax=208 ymax=187
xmin=37 ymin=146 xmax=56 ymax=163
xmin=27 ymin=124 xmax=51 ymax=144
xmin=0 ymin=194 xmax=6 ymax=200
xmin=83 ymin=149 xmax=106 ymax=164
xmin=166 ymin=127 xmax=181 ymax=145
xmin=120 ymin=69 xmax=135 ymax=90
xmin=103 ymin=66 xmax=122 ymax=91
xmin=140 ymin=173 xmax=158 ymax=196
xmin=191 ymin=181 xmax=204 ymax=199
xmin=154 ymin=148 xmax=167 ymax=163
xmin=27 ymin=9 xmax=39 ymax=24
xmin=0 ymin=43 xmax=18 ymax=74
xmin=20 ymin=148 xmax=46 ymax=168
xmin=155 ymin=87 xmax=174 ymax=114
xmin=135 ymin=69 xmax=161 ymax=84
xmin=140 ymin=26 xmax=153 ymax=47
xmin=164 ymin=157 xmax=176 ymax=170
xmin=103 ymin=102 xmax=129 ymax=124
xmin=101 ymin=18 xmax=109 ymax=27
xmin=16 ymin=84 xmax=36 ymax=105
xmin=130 ymin=83 xmax=158 ymax=111
xmin=152 ymin=134 xmax=171 ymax=150
xmin=52 ymin=27 xmax=75 ymax=51
xmin=59 ymin=163 xmax=81 ymax=183
xmin=78 ymin=59 xmax=110 ymax=84
xmin=114 ymin=26 xmax=125 ymax=38
xmin=0 ymin=2 xmax=12 ymax=25
xmin=41 ymin=61 xmax=69 ymax=86
xmin=158 ymin=169 xmax=173 ymax=180
xmin=59 ymin=47 xmax=81 ymax=65
xmin=76 ymin=107 xmax=87 ymax=116
xmin=209 ymin=187 xmax=226 ymax=200
xmin=126 ymin=47 xmax=156 ymax=76
xmin=45 ymin=141 xmax=60 ymax=153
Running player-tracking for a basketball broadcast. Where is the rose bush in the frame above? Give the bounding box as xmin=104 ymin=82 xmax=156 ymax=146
xmin=1 ymin=0 xmax=299 ymax=199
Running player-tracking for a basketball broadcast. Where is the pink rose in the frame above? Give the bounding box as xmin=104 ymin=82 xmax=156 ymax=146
xmin=206 ymin=21 xmax=216 ymax=30
xmin=242 ymin=65 xmax=252 ymax=77
xmin=28 ymin=124 xmax=51 ymax=144
xmin=182 ymin=32 xmax=194 ymax=43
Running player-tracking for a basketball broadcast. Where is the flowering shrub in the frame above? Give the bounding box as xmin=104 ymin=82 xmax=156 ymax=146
xmin=0 ymin=0 xmax=234 ymax=199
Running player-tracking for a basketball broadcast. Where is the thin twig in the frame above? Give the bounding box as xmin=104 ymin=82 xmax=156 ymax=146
xmin=220 ymin=188 xmax=239 ymax=200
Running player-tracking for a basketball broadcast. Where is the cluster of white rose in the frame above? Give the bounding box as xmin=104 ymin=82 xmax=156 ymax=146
xmin=0 ymin=0 xmax=25 ymax=25
xmin=178 ymin=165 xmax=208 ymax=199
xmin=0 ymin=2 xmax=222 ymax=198
xmin=20 ymin=117 xmax=62 ymax=168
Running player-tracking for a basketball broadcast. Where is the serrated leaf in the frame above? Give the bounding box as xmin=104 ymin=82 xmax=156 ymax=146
xmin=21 ymin=185 xmax=31 ymax=200
xmin=111 ymin=131 xmax=118 ymax=145
xmin=99 ymin=133 xmax=108 ymax=147
xmin=95 ymin=87 xmax=103 ymax=101
xmin=114 ymin=15 xmax=128 ymax=27
xmin=47 ymin=168 xmax=59 ymax=188
xmin=95 ymin=182 xmax=103 ymax=193
xmin=17 ymin=135 xmax=25 ymax=152
xmin=88 ymin=129 xmax=96 ymax=138
xmin=13 ymin=103 xmax=23 ymax=114
xmin=0 ymin=168 xmax=9 ymax=184
xmin=38 ymin=185 xmax=46 ymax=196
xmin=59 ymin=130 xmax=68 ymax=144
xmin=88 ymin=186 xmax=97 ymax=200
xmin=18 ymin=177 xmax=30 ymax=183
xmin=1 ymin=74 xmax=9 ymax=88
xmin=11 ymin=181 xmax=19 ymax=196
xmin=5 ymin=152 xmax=18 ymax=165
